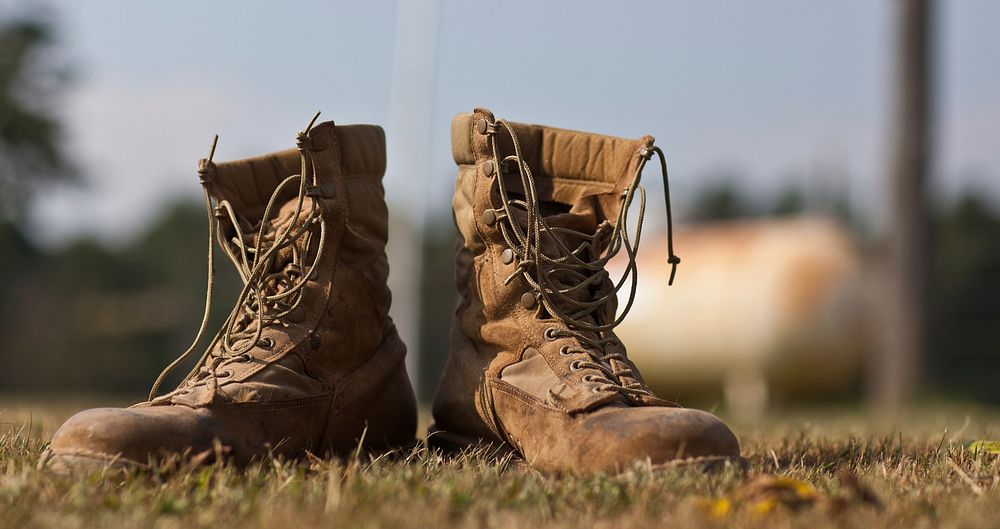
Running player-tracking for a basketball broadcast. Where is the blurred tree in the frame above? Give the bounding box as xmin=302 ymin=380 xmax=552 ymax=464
xmin=930 ymin=193 xmax=1000 ymax=402
xmin=416 ymin=212 xmax=457 ymax=401
xmin=688 ymin=180 xmax=755 ymax=221
xmin=771 ymin=185 xmax=806 ymax=217
xmin=0 ymin=199 xmax=240 ymax=396
xmin=0 ymin=12 xmax=75 ymax=221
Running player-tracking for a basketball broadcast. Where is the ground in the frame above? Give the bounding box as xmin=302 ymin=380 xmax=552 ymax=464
xmin=0 ymin=397 xmax=998 ymax=529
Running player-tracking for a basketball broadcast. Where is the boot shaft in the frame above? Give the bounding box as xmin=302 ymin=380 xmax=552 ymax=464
xmin=450 ymin=108 xmax=656 ymax=327
xmin=451 ymin=108 xmax=654 ymax=226
xmin=155 ymin=120 xmax=401 ymax=403
xmin=203 ymin=123 xmax=392 ymax=318
xmin=435 ymin=108 xmax=673 ymax=438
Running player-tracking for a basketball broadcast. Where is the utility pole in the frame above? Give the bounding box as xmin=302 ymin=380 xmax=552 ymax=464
xmin=386 ymin=0 xmax=440 ymax=397
xmin=876 ymin=0 xmax=934 ymax=409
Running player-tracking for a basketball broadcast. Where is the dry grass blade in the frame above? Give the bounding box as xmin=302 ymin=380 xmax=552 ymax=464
xmin=0 ymin=403 xmax=998 ymax=529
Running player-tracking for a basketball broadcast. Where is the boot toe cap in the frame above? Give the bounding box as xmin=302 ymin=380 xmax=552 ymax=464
xmin=44 ymin=407 xmax=212 ymax=470
xmin=576 ymin=406 xmax=740 ymax=472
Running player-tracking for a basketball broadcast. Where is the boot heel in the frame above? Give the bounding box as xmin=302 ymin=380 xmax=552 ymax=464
xmin=426 ymin=424 xmax=517 ymax=458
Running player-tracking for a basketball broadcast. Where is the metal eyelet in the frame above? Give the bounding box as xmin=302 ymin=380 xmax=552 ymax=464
xmin=570 ymin=360 xmax=582 ymax=371
xmin=257 ymin=337 xmax=274 ymax=348
xmin=544 ymin=327 xmax=558 ymax=341
xmin=582 ymin=375 xmax=596 ymax=383
xmin=475 ymin=118 xmax=495 ymax=135
xmin=218 ymin=370 xmax=233 ymax=378
xmin=559 ymin=346 xmax=572 ymax=356
xmin=520 ymin=292 xmax=537 ymax=309
xmin=592 ymin=387 xmax=604 ymax=394
xmin=237 ymin=354 xmax=252 ymax=363
xmin=481 ymin=209 xmax=497 ymax=226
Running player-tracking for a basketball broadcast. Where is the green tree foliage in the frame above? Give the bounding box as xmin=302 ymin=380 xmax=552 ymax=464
xmin=688 ymin=180 xmax=754 ymax=221
xmin=0 ymin=13 xmax=75 ymax=221
xmin=0 ymin=200 xmax=240 ymax=396
xmin=416 ymin=213 xmax=457 ymax=400
xmin=930 ymin=194 xmax=1000 ymax=400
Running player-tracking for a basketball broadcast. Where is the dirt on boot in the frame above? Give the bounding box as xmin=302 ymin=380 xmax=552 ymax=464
xmin=430 ymin=108 xmax=740 ymax=474
xmin=44 ymin=115 xmax=416 ymax=470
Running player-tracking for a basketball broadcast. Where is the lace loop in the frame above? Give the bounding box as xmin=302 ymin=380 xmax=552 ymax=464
xmin=295 ymin=111 xmax=323 ymax=151
xmin=635 ymin=145 xmax=680 ymax=286
xmin=483 ymin=118 xmax=680 ymax=399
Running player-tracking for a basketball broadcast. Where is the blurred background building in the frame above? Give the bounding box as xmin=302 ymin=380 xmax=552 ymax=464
xmin=1 ymin=0 xmax=998 ymax=414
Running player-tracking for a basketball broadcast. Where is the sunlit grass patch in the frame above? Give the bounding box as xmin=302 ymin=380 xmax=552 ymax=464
xmin=0 ymin=402 xmax=998 ymax=529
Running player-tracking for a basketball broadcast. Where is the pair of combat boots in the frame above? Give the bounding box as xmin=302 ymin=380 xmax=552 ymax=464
xmin=44 ymin=108 xmax=739 ymax=474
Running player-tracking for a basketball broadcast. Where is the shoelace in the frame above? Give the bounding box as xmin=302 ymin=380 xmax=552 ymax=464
xmin=485 ymin=118 xmax=679 ymax=398
xmin=148 ymin=113 xmax=326 ymax=400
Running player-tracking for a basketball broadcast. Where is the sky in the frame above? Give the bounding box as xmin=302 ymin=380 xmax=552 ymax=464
xmin=16 ymin=0 xmax=1000 ymax=245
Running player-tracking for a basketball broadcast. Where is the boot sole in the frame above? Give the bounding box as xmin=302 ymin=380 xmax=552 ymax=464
xmin=41 ymin=438 xmax=422 ymax=475
xmin=647 ymin=454 xmax=748 ymax=474
xmin=39 ymin=449 xmax=147 ymax=474
xmin=426 ymin=424 xmax=746 ymax=474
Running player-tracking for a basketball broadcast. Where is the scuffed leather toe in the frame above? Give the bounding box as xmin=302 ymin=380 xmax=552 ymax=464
xmin=562 ymin=406 xmax=740 ymax=473
xmin=44 ymin=407 xmax=214 ymax=470
xmin=491 ymin=381 xmax=741 ymax=474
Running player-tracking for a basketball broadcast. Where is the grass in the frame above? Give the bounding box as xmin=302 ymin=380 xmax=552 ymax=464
xmin=1 ymin=398 xmax=998 ymax=529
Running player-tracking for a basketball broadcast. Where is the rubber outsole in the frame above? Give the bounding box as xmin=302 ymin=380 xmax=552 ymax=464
xmin=39 ymin=438 xmax=423 ymax=474
xmin=39 ymin=449 xmax=147 ymax=474
xmin=426 ymin=423 xmax=747 ymax=475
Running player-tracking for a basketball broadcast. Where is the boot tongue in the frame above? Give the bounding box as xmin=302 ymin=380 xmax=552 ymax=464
xmin=218 ymin=196 xmax=317 ymax=342
xmin=243 ymin=196 xmax=317 ymax=274
xmin=509 ymin=195 xmax=615 ymax=329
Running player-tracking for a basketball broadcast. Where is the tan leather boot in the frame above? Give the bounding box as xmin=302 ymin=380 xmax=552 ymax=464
xmin=430 ymin=108 xmax=740 ymax=474
xmin=44 ymin=115 xmax=416 ymax=469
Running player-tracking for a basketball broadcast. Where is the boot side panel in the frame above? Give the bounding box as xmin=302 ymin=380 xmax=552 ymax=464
xmin=306 ymin=264 xmax=387 ymax=383
xmin=321 ymin=325 xmax=417 ymax=454
xmin=436 ymin=110 xmax=560 ymax=438
xmin=309 ymin=123 xmax=416 ymax=446
xmin=431 ymin=324 xmax=503 ymax=441
xmin=308 ymin=123 xmax=407 ymax=380
xmin=431 ymin=136 xmax=501 ymax=440
xmin=339 ymin=175 xmax=392 ymax=317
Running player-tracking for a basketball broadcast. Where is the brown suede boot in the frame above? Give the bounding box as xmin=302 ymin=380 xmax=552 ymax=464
xmin=430 ymin=108 xmax=740 ymax=474
xmin=43 ymin=115 xmax=417 ymax=470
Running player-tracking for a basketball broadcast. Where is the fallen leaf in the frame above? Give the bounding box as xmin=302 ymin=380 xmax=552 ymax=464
xmin=967 ymin=440 xmax=1000 ymax=455
xmin=740 ymin=475 xmax=819 ymax=512
xmin=695 ymin=497 xmax=732 ymax=519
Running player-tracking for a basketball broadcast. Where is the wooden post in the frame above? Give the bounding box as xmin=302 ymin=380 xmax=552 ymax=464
xmin=876 ymin=0 xmax=934 ymax=409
